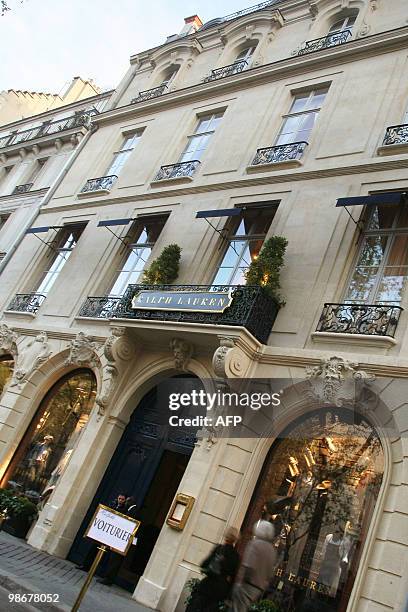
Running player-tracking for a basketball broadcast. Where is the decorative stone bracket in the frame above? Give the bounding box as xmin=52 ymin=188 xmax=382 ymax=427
xmin=0 ymin=322 xmax=18 ymax=359
xmin=10 ymin=331 xmax=52 ymax=389
xmin=95 ymin=327 xmax=137 ymax=418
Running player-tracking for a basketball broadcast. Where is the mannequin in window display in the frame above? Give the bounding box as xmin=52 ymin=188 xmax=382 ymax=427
xmin=25 ymin=435 xmax=54 ymax=489
xmin=317 ymin=526 xmax=350 ymax=597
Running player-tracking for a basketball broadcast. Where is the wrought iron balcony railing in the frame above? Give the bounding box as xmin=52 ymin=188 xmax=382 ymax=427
xmin=132 ymin=84 xmax=168 ymax=104
xmin=382 ymin=124 xmax=408 ymax=147
xmin=79 ymin=284 xmax=280 ymax=344
xmin=80 ymin=175 xmax=118 ymax=193
xmin=12 ymin=183 xmax=33 ymax=195
xmin=298 ymin=29 xmax=352 ymax=55
xmin=154 ymin=160 xmax=200 ymax=181
xmin=204 ymin=60 xmax=248 ymax=82
xmin=316 ymin=303 xmax=403 ymax=338
xmin=0 ymin=111 xmax=96 ymax=150
xmin=251 ymin=142 xmax=308 ymax=166
xmin=7 ymin=293 xmax=46 ymax=314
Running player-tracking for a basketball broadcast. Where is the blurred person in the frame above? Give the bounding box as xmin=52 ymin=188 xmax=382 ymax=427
xmin=186 ymin=526 xmax=240 ymax=612
xmin=231 ymin=520 xmax=277 ymax=612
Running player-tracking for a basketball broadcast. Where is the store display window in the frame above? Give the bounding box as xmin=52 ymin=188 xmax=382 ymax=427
xmin=1 ymin=369 xmax=96 ymax=505
xmin=242 ymin=408 xmax=384 ymax=612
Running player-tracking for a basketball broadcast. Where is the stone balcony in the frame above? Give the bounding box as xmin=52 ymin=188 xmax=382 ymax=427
xmin=78 ymin=284 xmax=280 ymax=344
xmin=248 ymin=142 xmax=308 ymax=170
xmin=12 ymin=183 xmax=33 ymax=195
xmin=298 ymin=29 xmax=352 ymax=55
xmin=204 ymin=59 xmax=248 ymax=82
xmin=0 ymin=111 xmax=95 ymax=152
xmin=131 ymin=84 xmax=168 ymax=103
xmin=153 ymin=160 xmax=200 ymax=183
xmin=79 ymin=175 xmax=118 ymax=195
xmin=315 ymin=303 xmax=403 ymax=338
xmin=6 ymin=293 xmax=46 ymax=314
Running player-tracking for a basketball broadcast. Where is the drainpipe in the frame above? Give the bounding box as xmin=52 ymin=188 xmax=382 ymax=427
xmin=0 ymin=123 xmax=98 ymax=276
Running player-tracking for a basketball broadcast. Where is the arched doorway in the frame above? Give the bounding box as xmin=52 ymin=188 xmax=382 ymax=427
xmin=68 ymin=376 xmax=203 ymax=591
xmin=1 ymin=369 xmax=96 ymax=508
xmin=241 ymin=407 xmax=384 ymax=612
xmin=0 ymin=354 xmax=14 ymax=397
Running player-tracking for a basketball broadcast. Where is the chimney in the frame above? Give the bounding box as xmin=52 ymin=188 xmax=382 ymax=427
xmin=179 ymin=15 xmax=203 ymax=36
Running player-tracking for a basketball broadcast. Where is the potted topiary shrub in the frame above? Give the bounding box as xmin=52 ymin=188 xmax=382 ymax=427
xmin=244 ymin=236 xmax=288 ymax=306
xmin=142 ymin=244 xmax=182 ymax=285
xmin=0 ymin=492 xmax=38 ymax=539
xmin=249 ymin=600 xmax=281 ymax=612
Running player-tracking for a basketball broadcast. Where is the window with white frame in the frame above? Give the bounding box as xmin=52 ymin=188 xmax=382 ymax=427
xmin=328 ymin=14 xmax=357 ymax=34
xmin=109 ymin=216 xmax=167 ymax=296
xmin=275 ymin=88 xmax=329 ymax=146
xmin=234 ymin=46 xmax=256 ymax=66
xmin=179 ymin=113 xmax=224 ymax=163
xmin=0 ymin=213 xmax=10 ymax=233
xmin=106 ymin=132 xmax=143 ymax=177
xmin=36 ymin=224 xmax=86 ymax=295
xmin=212 ymin=205 xmax=277 ymax=285
xmin=161 ymin=68 xmax=179 ymax=88
xmin=344 ymin=202 xmax=408 ymax=305
xmin=27 ymin=158 xmax=48 ymax=186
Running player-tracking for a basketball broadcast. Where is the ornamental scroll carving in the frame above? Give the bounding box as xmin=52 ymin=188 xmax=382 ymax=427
xmin=0 ymin=323 xmax=18 ymax=358
xmin=306 ymin=356 xmax=375 ymax=407
xmin=10 ymin=332 xmax=52 ymax=389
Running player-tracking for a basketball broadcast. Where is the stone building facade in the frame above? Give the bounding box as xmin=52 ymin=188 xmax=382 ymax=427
xmin=0 ymin=1 xmax=408 ymax=611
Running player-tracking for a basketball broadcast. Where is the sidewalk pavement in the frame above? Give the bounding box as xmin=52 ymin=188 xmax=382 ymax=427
xmin=0 ymin=531 xmax=150 ymax=612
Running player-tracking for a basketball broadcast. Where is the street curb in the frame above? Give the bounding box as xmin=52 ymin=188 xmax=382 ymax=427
xmin=0 ymin=572 xmax=70 ymax=612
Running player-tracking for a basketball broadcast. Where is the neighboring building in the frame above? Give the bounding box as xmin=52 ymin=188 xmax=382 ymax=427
xmin=0 ymin=78 xmax=112 ymax=279
xmin=0 ymin=1 xmax=408 ymax=611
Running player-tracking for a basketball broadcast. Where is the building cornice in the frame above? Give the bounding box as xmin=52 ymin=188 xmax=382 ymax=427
xmin=96 ymin=26 xmax=408 ymax=127
xmin=45 ymin=156 xmax=408 ymax=213
xmin=0 ymin=187 xmax=48 ymax=206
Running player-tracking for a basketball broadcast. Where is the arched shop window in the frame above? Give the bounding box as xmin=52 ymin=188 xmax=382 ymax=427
xmin=0 ymin=355 xmax=14 ymax=397
xmin=242 ymin=408 xmax=384 ymax=612
xmin=1 ymin=369 xmax=96 ymax=505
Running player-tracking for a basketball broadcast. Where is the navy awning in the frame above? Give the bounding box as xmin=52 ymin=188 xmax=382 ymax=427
xmin=336 ymin=192 xmax=405 ymax=207
xmin=97 ymin=218 xmax=134 ymax=227
xmin=26 ymin=225 xmax=62 ymax=234
xmin=196 ymin=208 xmax=242 ymax=219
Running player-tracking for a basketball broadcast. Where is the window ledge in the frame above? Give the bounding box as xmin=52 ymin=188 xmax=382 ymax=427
xmin=77 ymin=189 xmax=111 ymax=198
xmin=246 ymin=159 xmax=303 ymax=173
xmin=377 ymin=143 xmax=408 ymax=156
xmin=311 ymin=331 xmax=397 ymax=349
xmin=3 ymin=310 xmax=36 ymax=319
xmin=150 ymin=176 xmax=194 ymax=187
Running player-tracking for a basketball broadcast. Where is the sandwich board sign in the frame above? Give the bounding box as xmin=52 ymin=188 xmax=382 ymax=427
xmin=85 ymin=504 xmax=140 ymax=555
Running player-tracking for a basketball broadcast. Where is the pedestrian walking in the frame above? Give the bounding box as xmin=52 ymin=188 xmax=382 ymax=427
xmin=186 ymin=526 xmax=240 ymax=612
xmin=231 ymin=520 xmax=278 ymax=612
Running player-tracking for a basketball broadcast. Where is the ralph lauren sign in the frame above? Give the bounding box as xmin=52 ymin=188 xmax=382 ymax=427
xmin=131 ymin=289 xmax=234 ymax=313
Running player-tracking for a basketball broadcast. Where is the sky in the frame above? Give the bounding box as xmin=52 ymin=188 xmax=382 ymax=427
xmin=0 ymin=0 xmax=255 ymax=94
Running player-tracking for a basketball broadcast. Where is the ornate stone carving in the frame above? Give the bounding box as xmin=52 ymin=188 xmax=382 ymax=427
xmin=212 ymin=337 xmax=235 ymax=378
xmin=11 ymin=332 xmax=52 ymax=388
xmin=308 ymin=0 xmax=319 ymax=17
xmin=359 ymin=19 xmax=371 ymax=36
xmin=65 ymin=332 xmax=100 ymax=368
xmin=0 ymin=323 xmax=18 ymax=357
xmin=96 ymin=364 xmax=118 ymax=417
xmin=170 ymin=338 xmax=194 ymax=371
xmin=245 ymin=25 xmax=256 ymax=40
xmin=95 ymin=328 xmax=136 ymax=418
xmin=306 ymin=356 xmax=375 ymax=407
xmin=370 ymin=0 xmax=378 ymax=9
